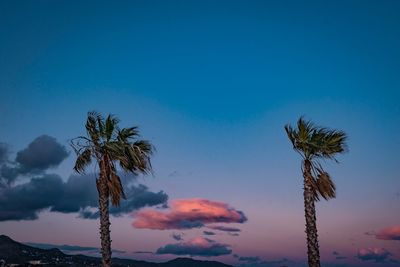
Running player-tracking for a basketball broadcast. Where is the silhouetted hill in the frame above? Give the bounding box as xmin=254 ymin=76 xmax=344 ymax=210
xmin=0 ymin=235 xmax=232 ymax=267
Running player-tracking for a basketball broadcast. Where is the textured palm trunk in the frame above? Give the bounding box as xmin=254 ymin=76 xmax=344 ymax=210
xmin=97 ymin=161 xmax=112 ymax=267
xmin=303 ymin=160 xmax=321 ymax=267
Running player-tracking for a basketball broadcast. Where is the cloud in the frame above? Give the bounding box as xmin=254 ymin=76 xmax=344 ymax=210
xmin=357 ymin=248 xmax=391 ymax=262
xmin=0 ymin=143 xmax=8 ymax=164
xmin=133 ymin=251 xmax=154 ymax=254
xmin=234 ymin=255 xmax=291 ymax=267
xmin=0 ymin=174 xmax=64 ymax=221
xmin=132 ymin=198 xmax=247 ymax=230
xmin=239 ymin=256 xmax=261 ymax=262
xmin=364 ymin=231 xmax=375 ymax=236
xmin=332 ymin=251 xmax=346 ymax=260
xmin=15 ymin=135 xmax=69 ymax=173
xmin=0 ymin=173 xmax=168 ymax=221
xmin=171 ymin=233 xmax=183 ymax=241
xmin=0 ymin=136 xmax=68 ymax=186
xmin=376 ymin=225 xmax=400 ymax=240
xmin=0 ymin=164 xmax=20 ymax=186
xmin=75 ymin=177 xmax=168 ymax=219
xmin=0 ymin=143 xmax=18 ymax=186
xmin=208 ymin=225 xmax=241 ymax=232
xmin=203 ymin=231 xmax=216 ymax=236
xmin=156 ymin=236 xmax=231 ymax=257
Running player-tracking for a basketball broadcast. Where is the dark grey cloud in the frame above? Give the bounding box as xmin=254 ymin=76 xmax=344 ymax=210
xmin=235 ymin=255 xmax=291 ymax=267
xmin=0 ymin=173 xmax=168 ymax=221
xmin=0 ymin=136 xmax=68 ymax=186
xmin=0 ymin=164 xmax=20 ymax=186
xmin=208 ymin=225 xmax=241 ymax=232
xmin=203 ymin=231 xmax=216 ymax=236
xmin=357 ymin=248 xmax=391 ymax=262
xmin=15 ymin=135 xmax=69 ymax=173
xmin=0 ymin=143 xmax=8 ymax=164
xmin=0 ymin=143 xmax=17 ymax=186
xmin=51 ymin=174 xmax=98 ymax=214
xmin=133 ymin=251 xmax=154 ymax=254
xmin=364 ymin=231 xmax=375 ymax=236
xmin=239 ymin=256 xmax=261 ymax=263
xmin=332 ymin=251 xmax=347 ymax=260
xmin=171 ymin=233 xmax=183 ymax=241
xmin=156 ymin=237 xmax=231 ymax=257
xmin=77 ymin=178 xmax=168 ymax=219
xmin=0 ymin=174 xmax=64 ymax=221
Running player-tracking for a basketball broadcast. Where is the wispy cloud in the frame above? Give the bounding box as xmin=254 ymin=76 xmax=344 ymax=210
xmin=376 ymin=225 xmax=400 ymax=240
xmin=208 ymin=225 xmax=241 ymax=232
xmin=171 ymin=232 xmax=184 ymax=241
xmin=238 ymin=256 xmax=261 ymax=262
xmin=203 ymin=231 xmax=216 ymax=236
xmin=332 ymin=251 xmax=347 ymax=260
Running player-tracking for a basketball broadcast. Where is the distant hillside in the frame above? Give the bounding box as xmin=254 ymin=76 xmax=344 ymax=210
xmin=0 ymin=235 xmax=232 ymax=267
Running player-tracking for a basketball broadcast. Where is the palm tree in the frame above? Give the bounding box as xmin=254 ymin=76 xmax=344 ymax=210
xmin=71 ymin=111 xmax=154 ymax=267
xmin=285 ymin=117 xmax=347 ymax=267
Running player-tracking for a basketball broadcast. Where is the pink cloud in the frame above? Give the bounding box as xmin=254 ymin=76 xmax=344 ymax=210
xmin=376 ymin=225 xmax=400 ymax=240
xmin=132 ymin=198 xmax=247 ymax=230
xmin=357 ymin=248 xmax=391 ymax=262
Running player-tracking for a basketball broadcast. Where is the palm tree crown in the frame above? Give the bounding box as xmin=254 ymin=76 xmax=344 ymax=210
xmin=285 ymin=117 xmax=348 ymax=200
xmin=71 ymin=111 xmax=154 ymax=205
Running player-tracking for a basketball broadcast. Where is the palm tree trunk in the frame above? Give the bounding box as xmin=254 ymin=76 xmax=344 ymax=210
xmin=303 ymin=160 xmax=321 ymax=267
xmin=97 ymin=162 xmax=112 ymax=267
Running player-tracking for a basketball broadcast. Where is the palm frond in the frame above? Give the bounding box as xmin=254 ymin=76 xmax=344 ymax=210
xmin=86 ymin=111 xmax=102 ymax=145
xmin=104 ymin=114 xmax=120 ymax=141
xmin=116 ymin=140 xmax=153 ymax=175
xmin=107 ymin=172 xmax=126 ymax=206
xmin=118 ymin=127 xmax=139 ymax=142
xmin=285 ymin=117 xmax=348 ymax=161
xmin=319 ymin=130 xmax=348 ymax=160
xmin=316 ymin=171 xmax=336 ymax=200
xmin=284 ymin=124 xmax=296 ymax=148
xmin=73 ymin=111 xmax=155 ymax=207
xmin=73 ymin=148 xmax=92 ymax=173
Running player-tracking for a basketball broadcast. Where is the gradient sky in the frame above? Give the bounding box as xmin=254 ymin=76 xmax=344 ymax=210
xmin=0 ymin=1 xmax=399 ymax=266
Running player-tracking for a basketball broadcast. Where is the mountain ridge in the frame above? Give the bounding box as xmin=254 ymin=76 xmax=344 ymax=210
xmin=0 ymin=235 xmax=232 ymax=267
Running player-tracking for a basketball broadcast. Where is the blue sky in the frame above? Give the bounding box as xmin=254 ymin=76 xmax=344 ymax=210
xmin=0 ymin=1 xmax=399 ymax=266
